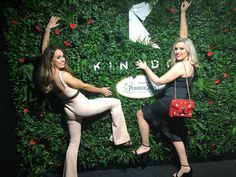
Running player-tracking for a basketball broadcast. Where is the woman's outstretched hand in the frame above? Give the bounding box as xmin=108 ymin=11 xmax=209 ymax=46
xmin=181 ymin=1 xmax=191 ymax=12
xmin=100 ymin=87 xmax=112 ymax=97
xmin=46 ymin=16 xmax=60 ymax=30
xmin=135 ymin=60 xmax=148 ymax=70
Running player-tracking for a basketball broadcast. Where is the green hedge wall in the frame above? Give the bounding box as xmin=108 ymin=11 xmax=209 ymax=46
xmin=2 ymin=0 xmax=236 ymax=176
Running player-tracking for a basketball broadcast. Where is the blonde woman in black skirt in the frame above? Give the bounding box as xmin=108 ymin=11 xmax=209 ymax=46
xmin=133 ymin=1 xmax=198 ymax=177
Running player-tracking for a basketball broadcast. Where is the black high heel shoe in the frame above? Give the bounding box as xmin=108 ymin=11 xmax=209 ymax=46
xmin=174 ymin=165 xmax=193 ymax=177
xmin=110 ymin=140 xmax=132 ymax=148
xmin=117 ymin=140 xmax=133 ymax=148
xmin=133 ymin=144 xmax=151 ymax=163
xmin=122 ymin=140 xmax=133 ymax=147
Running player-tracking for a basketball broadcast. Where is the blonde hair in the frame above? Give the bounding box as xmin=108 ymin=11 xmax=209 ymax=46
xmin=36 ymin=46 xmax=71 ymax=94
xmin=170 ymin=38 xmax=199 ymax=67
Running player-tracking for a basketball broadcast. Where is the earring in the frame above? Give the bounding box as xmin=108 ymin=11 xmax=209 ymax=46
xmin=51 ymin=63 xmax=55 ymax=68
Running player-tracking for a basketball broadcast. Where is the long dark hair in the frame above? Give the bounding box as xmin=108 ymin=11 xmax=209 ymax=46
xmin=36 ymin=46 xmax=71 ymax=94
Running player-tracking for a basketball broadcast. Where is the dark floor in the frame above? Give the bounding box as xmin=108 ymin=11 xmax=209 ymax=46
xmin=42 ymin=159 xmax=236 ymax=177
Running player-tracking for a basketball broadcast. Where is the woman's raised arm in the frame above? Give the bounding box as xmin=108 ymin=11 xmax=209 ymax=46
xmin=41 ymin=16 xmax=60 ymax=54
xmin=180 ymin=1 xmax=191 ymax=38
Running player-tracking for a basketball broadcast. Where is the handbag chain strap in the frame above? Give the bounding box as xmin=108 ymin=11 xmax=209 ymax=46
xmin=174 ymin=62 xmax=191 ymax=100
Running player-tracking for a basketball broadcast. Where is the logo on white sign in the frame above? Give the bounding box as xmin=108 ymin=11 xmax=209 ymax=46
xmin=116 ymin=75 xmax=165 ymax=99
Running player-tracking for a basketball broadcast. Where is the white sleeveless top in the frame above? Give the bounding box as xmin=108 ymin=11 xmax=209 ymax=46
xmin=55 ymin=71 xmax=79 ymax=101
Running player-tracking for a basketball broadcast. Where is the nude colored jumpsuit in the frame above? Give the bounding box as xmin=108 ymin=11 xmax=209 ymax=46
xmin=56 ymin=71 xmax=131 ymax=177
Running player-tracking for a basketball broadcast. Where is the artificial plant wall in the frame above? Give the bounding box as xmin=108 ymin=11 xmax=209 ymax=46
xmin=2 ymin=0 xmax=236 ymax=177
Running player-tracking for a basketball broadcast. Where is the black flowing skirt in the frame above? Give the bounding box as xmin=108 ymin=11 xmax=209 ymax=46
xmin=141 ymin=96 xmax=188 ymax=142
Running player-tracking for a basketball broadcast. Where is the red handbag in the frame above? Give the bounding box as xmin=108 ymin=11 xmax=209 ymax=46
xmin=169 ymin=99 xmax=194 ymax=118
xmin=169 ymin=63 xmax=194 ymax=118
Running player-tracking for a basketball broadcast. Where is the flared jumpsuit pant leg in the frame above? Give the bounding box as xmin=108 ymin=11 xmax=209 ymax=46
xmin=63 ymin=93 xmax=130 ymax=177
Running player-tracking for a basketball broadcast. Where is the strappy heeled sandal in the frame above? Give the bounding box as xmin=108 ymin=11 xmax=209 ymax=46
xmin=173 ymin=164 xmax=192 ymax=177
xmin=133 ymin=144 xmax=151 ymax=163
xmin=113 ymin=140 xmax=133 ymax=148
xmin=121 ymin=140 xmax=133 ymax=147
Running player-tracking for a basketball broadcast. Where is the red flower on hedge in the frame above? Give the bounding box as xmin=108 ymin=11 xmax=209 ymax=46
xmin=23 ymin=108 xmax=29 ymax=113
xmin=208 ymin=101 xmax=214 ymax=105
xmin=29 ymin=139 xmax=36 ymax=145
xmin=169 ymin=7 xmax=175 ymax=13
xmin=54 ymin=29 xmax=60 ymax=35
xmin=207 ymin=51 xmax=213 ymax=57
xmin=213 ymin=79 xmax=221 ymax=84
xmin=223 ymin=72 xmax=228 ymax=78
xmin=211 ymin=143 xmax=217 ymax=149
xmin=10 ymin=19 xmax=17 ymax=25
xmin=64 ymin=40 xmax=70 ymax=47
xmin=69 ymin=23 xmax=77 ymax=29
xmin=87 ymin=18 xmax=93 ymax=25
xmin=35 ymin=25 xmax=41 ymax=32
xmin=19 ymin=58 xmax=25 ymax=63
xmin=233 ymin=7 xmax=236 ymax=12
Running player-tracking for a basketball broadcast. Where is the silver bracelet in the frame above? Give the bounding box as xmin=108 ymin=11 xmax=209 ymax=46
xmin=45 ymin=27 xmax=51 ymax=32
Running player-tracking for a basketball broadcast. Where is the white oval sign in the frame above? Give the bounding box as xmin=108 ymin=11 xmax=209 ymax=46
xmin=116 ymin=75 xmax=165 ymax=99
